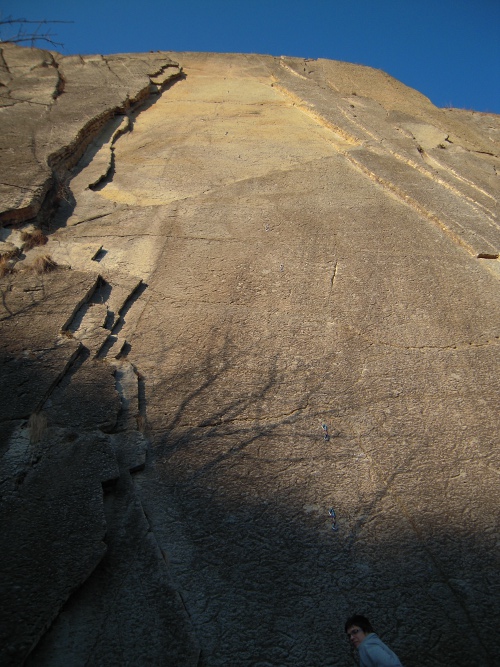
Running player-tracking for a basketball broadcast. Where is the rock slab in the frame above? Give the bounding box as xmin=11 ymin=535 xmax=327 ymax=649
xmin=0 ymin=45 xmax=499 ymax=666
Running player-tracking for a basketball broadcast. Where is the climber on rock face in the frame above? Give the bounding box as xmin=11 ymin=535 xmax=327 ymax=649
xmin=345 ymin=615 xmax=403 ymax=667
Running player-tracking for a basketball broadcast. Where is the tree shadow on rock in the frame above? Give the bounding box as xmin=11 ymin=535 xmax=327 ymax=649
xmin=133 ymin=338 xmax=499 ymax=667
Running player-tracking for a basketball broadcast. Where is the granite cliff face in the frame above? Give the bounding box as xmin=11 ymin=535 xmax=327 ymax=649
xmin=1 ymin=44 xmax=499 ymax=667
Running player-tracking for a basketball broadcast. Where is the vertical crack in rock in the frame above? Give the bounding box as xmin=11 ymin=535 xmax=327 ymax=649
xmin=329 ymin=260 xmax=338 ymax=289
xmin=88 ymin=115 xmax=132 ymax=191
xmin=97 ymin=281 xmax=147 ymax=359
xmin=0 ymin=427 xmax=119 ymax=667
xmin=66 ymin=276 xmax=151 ymax=432
xmin=136 ymin=368 xmax=148 ymax=432
xmin=0 ymin=47 xmax=11 ymax=83
xmin=0 ymin=45 xmax=183 ymax=227
xmin=112 ymin=360 xmax=140 ymax=432
xmin=65 ymin=278 xmax=113 ymax=357
xmin=47 ymin=53 xmax=65 ymax=100
xmin=22 ymin=456 xmax=201 ymax=667
xmin=34 ymin=343 xmax=86 ymax=414
xmin=62 ymin=277 xmax=147 ymax=362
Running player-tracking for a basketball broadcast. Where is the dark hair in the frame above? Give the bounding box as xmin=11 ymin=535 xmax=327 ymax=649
xmin=345 ymin=615 xmax=375 ymax=634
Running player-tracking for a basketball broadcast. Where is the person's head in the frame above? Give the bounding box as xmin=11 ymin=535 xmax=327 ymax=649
xmin=345 ymin=615 xmax=374 ymax=649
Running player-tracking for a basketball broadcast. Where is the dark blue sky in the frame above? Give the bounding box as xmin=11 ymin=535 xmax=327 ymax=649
xmin=1 ymin=0 xmax=499 ymax=113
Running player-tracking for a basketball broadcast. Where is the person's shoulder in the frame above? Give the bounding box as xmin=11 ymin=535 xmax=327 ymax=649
xmin=362 ymin=633 xmax=383 ymax=647
xmin=360 ymin=634 xmax=403 ymax=666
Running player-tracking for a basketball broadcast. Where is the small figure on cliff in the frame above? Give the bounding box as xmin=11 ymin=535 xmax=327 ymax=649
xmin=322 ymin=423 xmax=329 ymax=441
xmin=328 ymin=507 xmax=338 ymax=531
xmin=345 ymin=615 xmax=403 ymax=667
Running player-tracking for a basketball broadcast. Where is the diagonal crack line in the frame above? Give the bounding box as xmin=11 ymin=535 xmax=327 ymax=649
xmin=139 ymin=154 xmax=342 ymax=209
xmin=329 ymin=261 xmax=338 ymax=289
xmin=0 ymin=182 xmax=39 ymax=191
xmin=194 ymin=404 xmax=310 ymax=429
xmin=70 ymin=213 xmax=114 ymax=226
xmin=101 ymin=56 xmax=124 ymax=84
xmin=340 ymin=149 xmax=480 ymax=257
xmin=5 ymin=94 xmax=51 ymax=107
xmin=352 ymin=331 xmax=500 ymax=352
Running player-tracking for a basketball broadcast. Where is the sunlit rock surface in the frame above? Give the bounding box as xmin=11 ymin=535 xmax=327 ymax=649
xmin=1 ymin=44 xmax=499 ymax=667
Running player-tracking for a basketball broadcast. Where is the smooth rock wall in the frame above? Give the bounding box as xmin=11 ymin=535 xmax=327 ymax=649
xmin=1 ymin=45 xmax=499 ymax=666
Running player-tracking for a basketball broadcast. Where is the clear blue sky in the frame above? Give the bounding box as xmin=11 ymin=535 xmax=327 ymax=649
xmin=1 ymin=0 xmax=499 ymax=113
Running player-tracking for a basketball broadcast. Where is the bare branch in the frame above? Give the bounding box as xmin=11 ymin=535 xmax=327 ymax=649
xmin=0 ymin=19 xmax=72 ymax=26
xmin=0 ymin=16 xmax=73 ymax=49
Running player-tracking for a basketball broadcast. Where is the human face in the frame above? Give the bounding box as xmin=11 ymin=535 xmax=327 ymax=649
xmin=346 ymin=625 xmax=367 ymax=649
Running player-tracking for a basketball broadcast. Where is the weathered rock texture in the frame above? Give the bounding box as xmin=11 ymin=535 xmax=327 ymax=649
xmin=1 ymin=44 xmax=499 ymax=666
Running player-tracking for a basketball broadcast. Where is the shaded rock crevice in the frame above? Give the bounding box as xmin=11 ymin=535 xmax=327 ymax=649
xmin=0 ymin=44 xmax=183 ymax=227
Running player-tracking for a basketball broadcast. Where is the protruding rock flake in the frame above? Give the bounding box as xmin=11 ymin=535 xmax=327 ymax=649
xmin=1 ymin=46 xmax=499 ymax=667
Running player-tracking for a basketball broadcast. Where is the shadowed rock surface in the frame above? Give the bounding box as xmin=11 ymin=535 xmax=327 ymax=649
xmin=0 ymin=44 xmax=499 ymax=666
